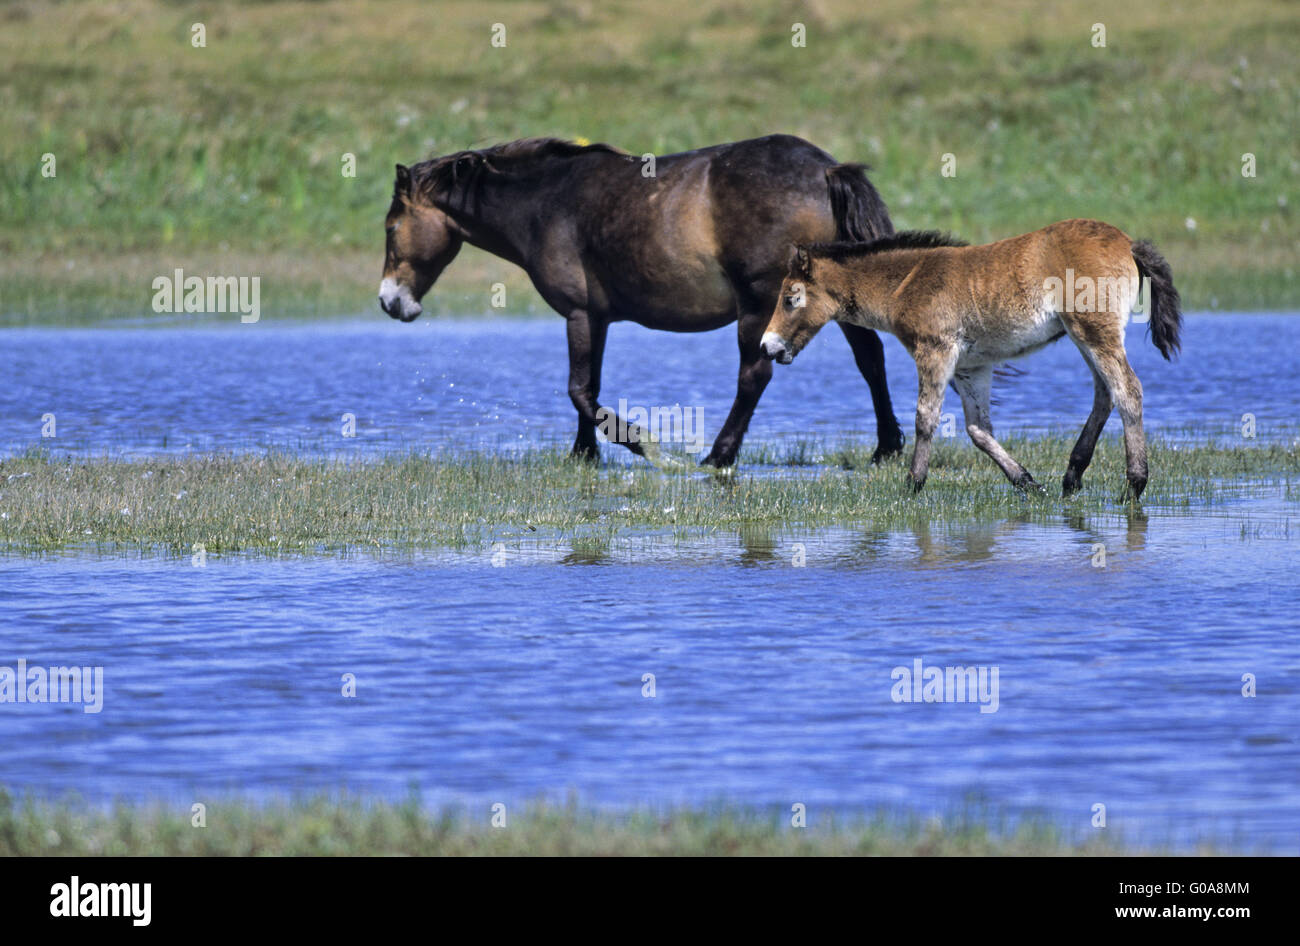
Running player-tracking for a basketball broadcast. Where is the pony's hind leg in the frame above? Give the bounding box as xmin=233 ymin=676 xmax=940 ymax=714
xmin=952 ymin=366 xmax=1043 ymax=493
xmin=1062 ymin=359 xmax=1113 ymax=496
xmin=838 ymin=322 xmax=905 ymax=462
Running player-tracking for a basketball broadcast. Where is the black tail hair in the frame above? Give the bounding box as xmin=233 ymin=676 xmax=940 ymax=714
xmin=826 ymin=163 xmax=894 ymax=242
xmin=1131 ymin=240 xmax=1183 ymax=360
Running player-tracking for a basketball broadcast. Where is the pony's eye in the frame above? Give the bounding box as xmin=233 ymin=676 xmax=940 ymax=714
xmin=385 ymin=223 xmax=398 ymax=234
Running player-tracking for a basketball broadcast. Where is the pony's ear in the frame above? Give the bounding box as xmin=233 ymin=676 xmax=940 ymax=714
xmin=394 ymin=164 xmax=412 ymax=194
xmin=788 ymin=244 xmax=812 ymax=277
xmin=444 ymin=152 xmax=482 ymax=187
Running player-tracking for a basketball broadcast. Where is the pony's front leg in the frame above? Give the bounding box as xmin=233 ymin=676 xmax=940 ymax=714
xmin=565 ymin=311 xmax=654 ymax=460
xmin=565 ymin=312 xmax=610 ymax=460
xmin=702 ymin=312 xmax=773 ymax=468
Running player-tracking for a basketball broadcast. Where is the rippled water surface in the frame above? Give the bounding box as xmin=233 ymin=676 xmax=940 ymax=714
xmin=2 ymin=313 xmax=1295 ymax=456
xmin=1 ymin=314 xmax=1297 ymax=851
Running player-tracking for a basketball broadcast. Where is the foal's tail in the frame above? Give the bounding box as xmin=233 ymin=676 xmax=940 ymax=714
xmin=826 ymin=163 xmax=894 ymax=241
xmin=1131 ymin=240 xmax=1183 ymax=360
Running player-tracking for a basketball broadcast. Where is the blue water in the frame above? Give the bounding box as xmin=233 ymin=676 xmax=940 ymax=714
xmin=2 ymin=313 xmax=1295 ymax=457
xmin=1 ymin=313 xmax=1297 ymax=851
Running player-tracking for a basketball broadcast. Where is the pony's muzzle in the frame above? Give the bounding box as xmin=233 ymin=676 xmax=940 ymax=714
xmin=760 ymin=331 xmax=794 ymax=364
xmin=378 ymin=278 xmax=423 ymax=322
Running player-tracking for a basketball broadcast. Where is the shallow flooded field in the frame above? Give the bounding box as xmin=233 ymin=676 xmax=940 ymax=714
xmin=1 ymin=314 xmax=1297 ymax=852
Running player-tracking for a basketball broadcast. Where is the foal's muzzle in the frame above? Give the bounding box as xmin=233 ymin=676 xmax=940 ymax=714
xmin=760 ymin=331 xmax=794 ymax=365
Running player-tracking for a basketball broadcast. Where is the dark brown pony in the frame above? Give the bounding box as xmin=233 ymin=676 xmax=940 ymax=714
xmin=379 ymin=135 xmax=902 ymax=467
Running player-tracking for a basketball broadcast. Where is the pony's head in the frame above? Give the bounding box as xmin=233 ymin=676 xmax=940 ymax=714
xmin=760 ymin=246 xmax=839 ymax=364
xmin=377 ymin=163 xmax=464 ymax=321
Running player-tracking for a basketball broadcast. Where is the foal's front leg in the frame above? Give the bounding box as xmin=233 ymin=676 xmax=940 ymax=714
xmin=952 ymin=366 xmax=1043 ymax=493
xmin=908 ymin=345 xmax=958 ymax=491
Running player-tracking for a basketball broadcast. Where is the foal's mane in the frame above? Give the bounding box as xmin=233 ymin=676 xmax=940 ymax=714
xmin=409 ymin=137 xmax=629 ymax=205
xmin=808 ymin=230 xmax=969 ymax=261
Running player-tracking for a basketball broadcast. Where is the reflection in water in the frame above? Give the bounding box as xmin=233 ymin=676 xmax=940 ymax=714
xmin=737 ymin=524 xmax=779 ymax=566
xmin=904 ymin=514 xmax=1034 ymax=565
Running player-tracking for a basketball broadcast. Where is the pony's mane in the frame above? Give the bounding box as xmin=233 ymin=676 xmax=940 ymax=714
xmin=808 ymin=230 xmax=968 ymax=260
xmin=478 ymin=136 xmax=628 ymax=163
xmin=409 ymin=137 xmax=628 ymax=202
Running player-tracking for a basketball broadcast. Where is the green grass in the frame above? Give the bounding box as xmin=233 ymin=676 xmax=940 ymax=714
xmin=1 ymin=433 xmax=1295 ymax=555
xmin=0 ymin=789 xmax=1200 ymax=855
xmin=1 ymin=0 xmax=1296 ymax=323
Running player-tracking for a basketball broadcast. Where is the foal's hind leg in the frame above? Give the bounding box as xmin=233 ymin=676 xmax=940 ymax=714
xmin=952 ymin=366 xmax=1043 ymax=493
xmin=1092 ymin=351 xmax=1147 ymax=500
xmin=1062 ymin=360 xmax=1113 ymax=496
xmin=838 ymin=323 xmax=904 ymax=462
xmin=1064 ymin=317 xmax=1147 ymax=500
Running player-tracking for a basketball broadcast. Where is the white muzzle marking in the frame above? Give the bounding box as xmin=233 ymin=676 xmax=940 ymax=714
xmin=378 ymin=277 xmax=422 ymax=321
xmin=761 ymin=331 xmax=794 ymax=364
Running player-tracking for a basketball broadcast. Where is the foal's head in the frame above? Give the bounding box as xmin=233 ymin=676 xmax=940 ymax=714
xmin=377 ymin=163 xmax=464 ymax=322
xmin=760 ymin=246 xmax=840 ymax=364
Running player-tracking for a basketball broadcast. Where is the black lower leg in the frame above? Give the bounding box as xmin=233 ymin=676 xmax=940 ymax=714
xmin=704 ymin=316 xmax=773 ymax=468
xmin=1063 ymin=377 xmax=1112 ymax=496
xmin=566 ymin=311 xmax=608 ymax=461
xmin=839 ymin=322 xmax=904 ymax=460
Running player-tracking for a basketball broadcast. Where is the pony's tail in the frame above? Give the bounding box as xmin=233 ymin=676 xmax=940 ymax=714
xmin=826 ymin=163 xmax=894 ymax=242
xmin=1131 ymin=239 xmax=1183 ymax=360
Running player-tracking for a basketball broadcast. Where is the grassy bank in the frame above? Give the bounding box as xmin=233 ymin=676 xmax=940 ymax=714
xmin=0 ymin=790 xmax=1191 ymax=855
xmin=0 ymin=434 xmax=1295 ymax=555
xmin=1 ymin=0 xmax=1296 ymax=323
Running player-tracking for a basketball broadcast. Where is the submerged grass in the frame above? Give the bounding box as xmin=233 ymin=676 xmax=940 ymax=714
xmin=0 ymin=434 xmax=1295 ymax=555
xmin=0 ymin=789 xmax=1196 ymax=856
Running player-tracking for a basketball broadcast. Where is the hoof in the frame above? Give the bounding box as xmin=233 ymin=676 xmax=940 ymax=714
xmin=1015 ymin=473 xmax=1046 ymax=495
xmin=1121 ymin=475 xmax=1148 ymax=503
xmin=872 ymin=434 xmax=906 ymax=465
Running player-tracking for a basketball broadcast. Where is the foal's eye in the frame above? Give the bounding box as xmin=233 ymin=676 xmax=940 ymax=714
xmin=385 ymin=223 xmax=398 ymax=235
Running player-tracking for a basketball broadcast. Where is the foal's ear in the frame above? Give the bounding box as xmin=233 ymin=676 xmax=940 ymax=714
xmin=394 ymin=164 xmax=412 ymax=194
xmin=788 ymin=244 xmax=812 ymax=277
